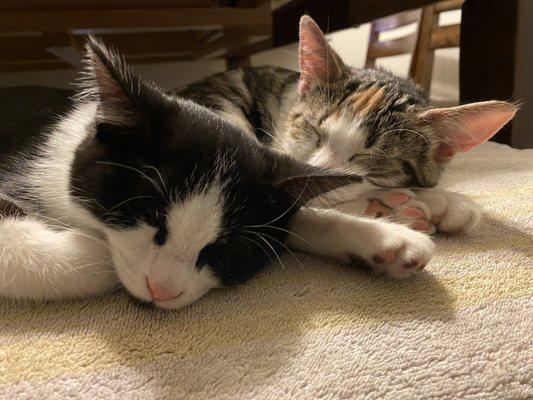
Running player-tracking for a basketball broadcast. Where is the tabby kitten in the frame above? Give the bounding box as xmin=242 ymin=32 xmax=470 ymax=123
xmin=178 ymin=15 xmax=516 ymax=234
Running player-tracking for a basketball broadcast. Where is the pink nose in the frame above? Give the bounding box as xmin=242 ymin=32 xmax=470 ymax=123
xmin=146 ymin=278 xmax=180 ymax=302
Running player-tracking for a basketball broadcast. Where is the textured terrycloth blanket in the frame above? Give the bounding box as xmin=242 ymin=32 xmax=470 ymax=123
xmin=1 ymin=142 xmax=532 ymax=399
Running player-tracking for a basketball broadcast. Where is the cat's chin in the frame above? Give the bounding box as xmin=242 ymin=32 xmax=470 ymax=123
xmin=109 ymin=252 xmax=152 ymax=302
xmin=122 ymin=279 xmax=213 ymax=310
xmin=151 ymin=289 xmax=210 ymax=310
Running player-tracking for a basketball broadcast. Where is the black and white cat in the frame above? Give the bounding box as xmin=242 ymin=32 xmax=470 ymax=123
xmin=0 ymin=38 xmax=435 ymax=309
xmin=179 ymin=16 xmax=517 ymax=234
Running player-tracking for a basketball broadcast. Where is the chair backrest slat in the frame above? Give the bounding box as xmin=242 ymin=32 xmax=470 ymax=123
xmin=367 ymin=34 xmax=418 ymax=60
xmin=430 ymin=24 xmax=461 ymax=49
xmin=366 ymin=0 xmax=464 ymax=93
xmin=371 ymin=9 xmax=421 ymax=33
xmin=365 ymin=9 xmax=421 ymax=68
xmin=434 ymin=0 xmax=464 ymax=13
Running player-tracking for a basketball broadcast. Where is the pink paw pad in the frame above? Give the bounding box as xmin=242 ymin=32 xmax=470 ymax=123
xmin=431 ymin=215 xmax=442 ymax=224
xmin=402 ymin=207 xmax=425 ymax=218
xmin=364 ymin=200 xmax=391 ymax=218
xmin=387 ymin=192 xmax=411 ymax=205
xmin=403 ymin=260 xmax=420 ymax=269
xmin=412 ymin=221 xmax=431 ymax=232
xmin=373 ymin=249 xmax=396 ymax=264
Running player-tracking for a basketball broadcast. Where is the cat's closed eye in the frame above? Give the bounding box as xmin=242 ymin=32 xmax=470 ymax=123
xmin=153 ymin=226 xmax=168 ymax=246
xmin=195 ymin=242 xmax=219 ymax=268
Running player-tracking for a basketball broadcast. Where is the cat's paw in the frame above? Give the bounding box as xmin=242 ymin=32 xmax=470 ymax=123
xmin=414 ymin=189 xmax=481 ymax=234
xmin=347 ymin=220 xmax=435 ymax=279
xmin=335 ymin=189 xmax=435 ymax=234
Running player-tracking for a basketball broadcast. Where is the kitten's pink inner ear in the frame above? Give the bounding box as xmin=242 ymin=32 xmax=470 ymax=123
xmin=421 ymin=101 xmax=517 ymax=156
xmin=298 ymin=15 xmax=342 ymax=94
xmin=436 ymin=144 xmax=455 ymax=161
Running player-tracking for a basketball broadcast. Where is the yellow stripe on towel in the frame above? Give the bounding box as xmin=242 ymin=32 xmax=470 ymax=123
xmin=2 ymin=266 xmax=531 ymax=385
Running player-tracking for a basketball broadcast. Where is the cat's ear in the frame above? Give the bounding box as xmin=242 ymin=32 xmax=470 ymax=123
xmin=298 ymin=15 xmax=345 ymax=95
xmin=420 ymin=101 xmax=518 ymax=161
xmin=273 ymin=154 xmax=361 ymax=207
xmin=78 ymin=36 xmax=145 ymax=130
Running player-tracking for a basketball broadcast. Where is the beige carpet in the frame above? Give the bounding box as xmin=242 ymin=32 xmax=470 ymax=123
xmin=1 ymin=142 xmax=532 ymax=399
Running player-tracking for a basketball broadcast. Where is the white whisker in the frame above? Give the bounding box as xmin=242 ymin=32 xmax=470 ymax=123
xmin=96 ymin=161 xmax=166 ymax=200
xmin=142 ymin=164 xmax=168 ymax=194
xmin=251 ymin=230 xmax=303 ymax=269
xmin=245 ymin=230 xmax=286 ymax=269
xmin=248 ymin=177 xmax=311 ymax=229
xmin=245 ymin=223 xmax=318 ymax=251
xmin=107 ymin=195 xmax=154 ymax=212
xmin=239 ymin=234 xmax=273 ymax=265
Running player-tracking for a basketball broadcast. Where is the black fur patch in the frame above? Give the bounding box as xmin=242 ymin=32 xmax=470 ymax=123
xmin=68 ymin=39 xmax=363 ymax=288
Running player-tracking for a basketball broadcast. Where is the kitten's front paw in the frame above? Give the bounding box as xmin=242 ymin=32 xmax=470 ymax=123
xmin=348 ymin=221 xmax=435 ymax=279
xmin=414 ymin=189 xmax=481 ymax=234
xmin=335 ymin=188 xmax=481 ymax=235
xmin=336 ymin=189 xmax=435 ymax=234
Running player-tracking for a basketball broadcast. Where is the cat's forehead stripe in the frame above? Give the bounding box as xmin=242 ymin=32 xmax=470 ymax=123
xmin=348 ymin=86 xmax=386 ymax=116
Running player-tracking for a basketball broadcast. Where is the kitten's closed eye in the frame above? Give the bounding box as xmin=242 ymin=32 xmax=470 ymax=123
xmin=304 ymin=119 xmax=326 ymax=147
xmin=348 ymin=152 xmax=372 ymax=162
xmin=309 ymin=125 xmax=325 ymax=147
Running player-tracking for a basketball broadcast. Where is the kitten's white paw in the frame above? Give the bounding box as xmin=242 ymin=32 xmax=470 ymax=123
xmin=347 ymin=220 xmax=435 ymax=279
xmin=415 ymin=189 xmax=481 ymax=234
xmin=335 ymin=189 xmax=435 ymax=233
xmin=335 ymin=188 xmax=481 ymax=235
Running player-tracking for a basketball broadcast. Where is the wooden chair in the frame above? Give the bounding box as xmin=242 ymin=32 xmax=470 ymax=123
xmin=365 ymin=0 xmax=464 ymax=93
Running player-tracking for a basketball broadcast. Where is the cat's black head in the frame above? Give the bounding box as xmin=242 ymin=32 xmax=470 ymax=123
xmin=279 ymin=15 xmax=517 ymax=187
xmin=70 ymin=37 xmax=360 ymax=309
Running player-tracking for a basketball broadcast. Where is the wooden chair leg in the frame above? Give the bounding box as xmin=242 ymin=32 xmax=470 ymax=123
xmin=223 ymin=25 xmax=253 ymax=70
xmin=409 ymin=5 xmax=437 ymax=93
xmin=364 ymin=26 xmax=380 ymax=68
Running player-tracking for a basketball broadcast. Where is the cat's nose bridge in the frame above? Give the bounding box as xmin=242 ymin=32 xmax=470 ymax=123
xmin=323 ymin=159 xmax=343 ymax=169
xmin=310 ymin=149 xmax=344 ymax=169
xmin=310 ymin=147 xmax=340 ymax=167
